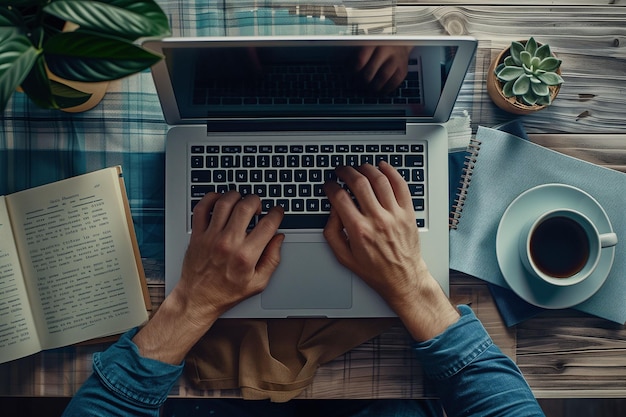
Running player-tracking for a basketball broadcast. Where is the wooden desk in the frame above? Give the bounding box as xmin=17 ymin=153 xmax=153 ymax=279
xmin=1 ymin=0 xmax=625 ymax=401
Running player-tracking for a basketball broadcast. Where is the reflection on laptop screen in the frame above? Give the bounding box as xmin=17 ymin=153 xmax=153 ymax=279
xmin=162 ymin=43 xmax=459 ymax=121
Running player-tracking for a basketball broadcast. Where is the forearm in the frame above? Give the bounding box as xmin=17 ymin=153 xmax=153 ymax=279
xmin=132 ymin=287 xmax=221 ymax=365
xmin=413 ymin=305 xmax=545 ymax=417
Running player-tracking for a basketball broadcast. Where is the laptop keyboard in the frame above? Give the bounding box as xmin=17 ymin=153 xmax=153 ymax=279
xmin=189 ymin=142 xmax=426 ymax=230
xmin=193 ymin=63 xmax=421 ymax=106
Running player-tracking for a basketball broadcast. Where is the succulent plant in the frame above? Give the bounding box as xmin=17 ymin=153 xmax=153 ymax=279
xmin=494 ymin=38 xmax=564 ymax=106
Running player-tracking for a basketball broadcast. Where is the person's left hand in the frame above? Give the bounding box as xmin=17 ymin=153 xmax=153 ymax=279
xmin=176 ymin=191 xmax=285 ymax=321
xmin=354 ymin=45 xmax=413 ymax=93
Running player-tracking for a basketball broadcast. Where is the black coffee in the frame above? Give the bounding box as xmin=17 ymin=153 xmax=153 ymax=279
xmin=529 ymin=216 xmax=590 ymax=278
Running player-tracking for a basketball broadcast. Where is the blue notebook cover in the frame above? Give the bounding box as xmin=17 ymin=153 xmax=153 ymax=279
xmin=449 ymin=122 xmax=626 ymax=324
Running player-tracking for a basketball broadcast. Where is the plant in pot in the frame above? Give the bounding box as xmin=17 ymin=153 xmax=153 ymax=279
xmin=487 ymin=38 xmax=564 ymax=115
xmin=0 ymin=0 xmax=171 ymax=112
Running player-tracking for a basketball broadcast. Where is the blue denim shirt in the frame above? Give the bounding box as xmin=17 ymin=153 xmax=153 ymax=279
xmin=62 ymin=305 xmax=544 ymax=417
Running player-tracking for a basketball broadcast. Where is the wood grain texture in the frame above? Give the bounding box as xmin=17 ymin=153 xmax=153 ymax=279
xmin=394 ymin=5 xmax=626 ymax=134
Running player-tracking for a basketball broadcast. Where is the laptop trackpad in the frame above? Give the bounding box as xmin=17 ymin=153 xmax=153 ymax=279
xmin=261 ymin=243 xmax=353 ymax=310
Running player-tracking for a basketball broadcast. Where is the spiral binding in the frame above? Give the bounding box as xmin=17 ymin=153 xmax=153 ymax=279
xmin=449 ymin=138 xmax=481 ymax=230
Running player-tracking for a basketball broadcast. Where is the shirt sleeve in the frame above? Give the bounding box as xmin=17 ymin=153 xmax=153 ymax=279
xmin=62 ymin=328 xmax=184 ymax=417
xmin=412 ymin=305 xmax=545 ymax=417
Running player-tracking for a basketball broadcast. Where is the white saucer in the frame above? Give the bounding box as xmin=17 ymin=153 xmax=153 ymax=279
xmin=496 ymin=184 xmax=615 ymax=309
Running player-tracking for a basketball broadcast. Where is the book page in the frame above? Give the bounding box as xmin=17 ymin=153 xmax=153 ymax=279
xmin=0 ymin=197 xmax=42 ymax=363
xmin=6 ymin=167 xmax=148 ymax=349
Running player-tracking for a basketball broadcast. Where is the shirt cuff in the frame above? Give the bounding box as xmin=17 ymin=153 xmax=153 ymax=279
xmin=412 ymin=305 xmax=493 ymax=380
xmin=92 ymin=328 xmax=184 ymax=408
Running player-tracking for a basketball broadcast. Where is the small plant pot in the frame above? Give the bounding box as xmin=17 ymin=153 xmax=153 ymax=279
xmin=487 ymin=41 xmax=562 ymax=115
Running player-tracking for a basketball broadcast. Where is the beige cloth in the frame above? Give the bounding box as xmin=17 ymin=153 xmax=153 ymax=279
xmin=185 ymin=318 xmax=397 ymax=402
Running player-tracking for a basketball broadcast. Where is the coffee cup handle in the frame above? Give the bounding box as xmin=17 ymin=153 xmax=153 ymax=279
xmin=600 ymin=232 xmax=618 ymax=248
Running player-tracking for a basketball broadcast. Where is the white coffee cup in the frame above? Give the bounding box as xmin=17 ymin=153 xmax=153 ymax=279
xmin=519 ymin=209 xmax=618 ymax=287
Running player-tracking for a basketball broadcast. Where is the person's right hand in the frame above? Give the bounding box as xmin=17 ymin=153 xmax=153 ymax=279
xmin=323 ymin=163 xmax=459 ymax=341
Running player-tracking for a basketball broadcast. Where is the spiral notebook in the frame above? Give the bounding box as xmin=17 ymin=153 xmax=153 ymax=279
xmin=448 ymin=124 xmax=626 ymax=324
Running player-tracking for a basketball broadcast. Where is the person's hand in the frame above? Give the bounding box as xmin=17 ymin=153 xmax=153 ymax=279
xmin=323 ymin=163 xmax=459 ymax=341
xmin=133 ymin=191 xmax=284 ymax=364
xmin=353 ymin=45 xmax=413 ymax=94
xmin=175 ymin=191 xmax=285 ymax=320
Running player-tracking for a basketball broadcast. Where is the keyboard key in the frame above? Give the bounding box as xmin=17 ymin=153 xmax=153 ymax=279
xmin=278 ymin=214 xmax=329 ymax=229
xmin=191 ymin=156 xmax=203 ymax=168
xmin=191 ymin=170 xmax=211 ymax=182
xmin=222 ymin=145 xmax=242 ymax=153
xmin=409 ymin=184 xmax=424 ymax=196
xmin=405 ymin=155 xmax=424 ymax=167
xmin=413 ymin=198 xmax=425 ymax=211
xmin=191 ymin=184 xmax=214 ymax=197
xmin=191 ymin=146 xmax=204 ymax=153
xmin=206 ymin=156 xmax=218 ymax=168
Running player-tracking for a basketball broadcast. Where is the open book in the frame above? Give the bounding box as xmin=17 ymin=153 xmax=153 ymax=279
xmin=0 ymin=166 xmax=151 ymax=364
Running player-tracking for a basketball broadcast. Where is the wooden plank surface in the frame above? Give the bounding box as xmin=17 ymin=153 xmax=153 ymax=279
xmin=394 ymin=5 xmax=626 ymax=134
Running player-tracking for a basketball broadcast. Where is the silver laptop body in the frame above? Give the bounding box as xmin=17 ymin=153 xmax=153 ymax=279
xmin=144 ymin=35 xmax=477 ymax=318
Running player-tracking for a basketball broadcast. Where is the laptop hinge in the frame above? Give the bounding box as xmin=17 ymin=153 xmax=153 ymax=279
xmin=206 ymin=118 xmax=407 ymax=134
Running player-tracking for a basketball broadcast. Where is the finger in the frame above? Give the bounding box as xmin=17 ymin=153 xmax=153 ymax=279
xmin=379 ymin=66 xmax=406 ymax=94
xmin=191 ymin=192 xmax=223 ymax=233
xmin=360 ymin=48 xmax=388 ymax=85
xmin=323 ymin=208 xmax=355 ymax=270
xmin=206 ymin=190 xmax=244 ymax=234
xmin=254 ymin=233 xmax=285 ymax=283
xmin=222 ymin=194 xmax=262 ymax=236
xmin=369 ymin=60 xmax=397 ymax=92
xmin=335 ymin=165 xmax=383 ymax=216
xmin=246 ymin=204 xmax=284 ymax=251
xmin=356 ymin=163 xmax=398 ymax=210
xmin=379 ymin=161 xmax=413 ymax=209
xmin=323 ymin=179 xmax=362 ymax=228
xmin=354 ymin=45 xmax=375 ymax=72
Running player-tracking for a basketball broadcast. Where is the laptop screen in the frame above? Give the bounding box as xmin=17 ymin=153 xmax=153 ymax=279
xmin=146 ymin=37 xmax=477 ymax=125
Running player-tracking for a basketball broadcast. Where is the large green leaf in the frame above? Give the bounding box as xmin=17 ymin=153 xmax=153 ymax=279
xmin=0 ymin=29 xmax=40 ymax=112
xmin=0 ymin=5 xmax=23 ymax=27
xmin=50 ymin=80 xmax=92 ymax=109
xmin=44 ymin=31 xmax=161 ymax=82
xmin=43 ymin=0 xmax=170 ymax=41
xmin=19 ymin=54 xmax=57 ymax=108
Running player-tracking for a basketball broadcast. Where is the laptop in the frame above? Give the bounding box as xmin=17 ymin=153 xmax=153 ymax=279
xmin=144 ymin=35 xmax=477 ymax=318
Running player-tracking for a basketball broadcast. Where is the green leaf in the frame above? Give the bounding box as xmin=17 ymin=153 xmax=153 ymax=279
xmin=520 ymin=51 xmax=532 ymax=68
xmin=509 ymin=41 xmax=524 ymax=66
xmin=512 ymin=75 xmax=530 ymax=95
xmin=20 ymin=54 xmax=57 ymax=109
xmin=530 ymin=56 xmax=541 ymax=70
xmin=496 ymin=66 xmax=524 ymax=82
xmin=538 ymin=57 xmax=561 ymax=72
xmin=535 ymin=44 xmax=552 ymax=60
xmin=521 ymin=91 xmax=538 ymax=106
xmin=43 ymin=0 xmax=170 ymax=41
xmin=502 ymin=80 xmax=515 ymax=97
xmin=536 ymin=95 xmax=551 ymax=106
xmin=503 ymin=56 xmax=516 ymax=67
xmin=44 ymin=32 xmax=162 ymax=82
xmin=0 ymin=29 xmax=40 ymax=112
xmin=0 ymin=5 xmax=22 ymax=27
xmin=531 ymin=82 xmax=550 ymax=97
xmin=537 ymin=71 xmax=564 ymax=86
xmin=525 ymin=37 xmax=538 ymax=56
xmin=50 ymin=80 xmax=92 ymax=109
